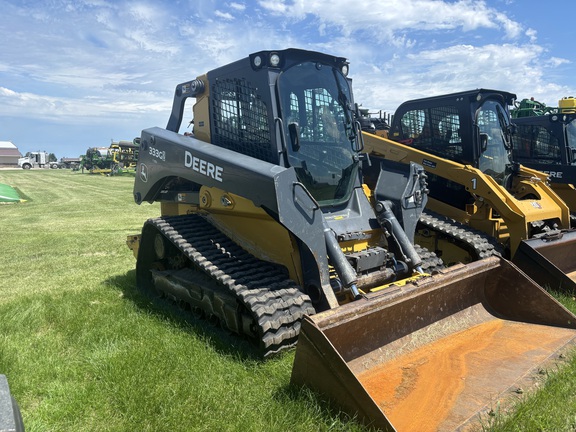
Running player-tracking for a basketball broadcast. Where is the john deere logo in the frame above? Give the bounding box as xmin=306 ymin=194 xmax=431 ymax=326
xmin=184 ymin=151 xmax=223 ymax=182
xmin=139 ymin=163 xmax=148 ymax=183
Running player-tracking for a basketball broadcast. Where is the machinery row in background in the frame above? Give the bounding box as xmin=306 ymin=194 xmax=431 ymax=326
xmin=18 ymin=138 xmax=140 ymax=175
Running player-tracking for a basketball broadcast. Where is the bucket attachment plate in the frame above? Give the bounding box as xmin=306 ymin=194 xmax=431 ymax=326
xmin=291 ymin=257 xmax=576 ymax=431
xmin=513 ymin=230 xmax=576 ymax=293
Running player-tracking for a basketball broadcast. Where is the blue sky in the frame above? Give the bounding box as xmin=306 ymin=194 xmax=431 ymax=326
xmin=1 ymin=0 xmax=574 ymax=158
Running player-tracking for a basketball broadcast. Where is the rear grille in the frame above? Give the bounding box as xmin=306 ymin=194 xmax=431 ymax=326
xmin=211 ymin=77 xmax=274 ymax=163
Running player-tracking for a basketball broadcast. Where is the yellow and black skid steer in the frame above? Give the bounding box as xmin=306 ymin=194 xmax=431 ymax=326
xmin=128 ymin=52 xmax=576 ymax=431
xmin=362 ymin=89 xmax=576 ymax=293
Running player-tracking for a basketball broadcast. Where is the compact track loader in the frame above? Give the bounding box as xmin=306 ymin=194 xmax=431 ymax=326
xmin=362 ymin=89 xmax=576 ymax=292
xmin=511 ymin=97 xmax=576 ymax=214
xmin=128 ymin=53 xmax=576 ymax=431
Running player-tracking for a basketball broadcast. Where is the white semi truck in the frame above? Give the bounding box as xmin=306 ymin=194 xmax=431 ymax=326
xmin=18 ymin=151 xmax=58 ymax=169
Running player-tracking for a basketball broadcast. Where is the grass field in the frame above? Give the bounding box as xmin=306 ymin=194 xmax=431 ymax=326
xmin=1 ymin=169 xmax=576 ymax=431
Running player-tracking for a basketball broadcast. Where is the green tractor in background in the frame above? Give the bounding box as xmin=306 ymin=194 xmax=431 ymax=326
xmin=80 ymin=139 xmax=140 ymax=175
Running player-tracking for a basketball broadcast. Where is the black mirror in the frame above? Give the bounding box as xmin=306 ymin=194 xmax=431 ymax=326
xmin=503 ymin=124 xmax=515 ymax=151
xmin=353 ymin=121 xmax=364 ymax=152
xmin=480 ymin=133 xmax=488 ymax=152
xmin=288 ymin=122 xmax=300 ymax=152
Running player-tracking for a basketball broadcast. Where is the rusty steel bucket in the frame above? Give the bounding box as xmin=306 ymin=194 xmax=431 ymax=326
xmin=291 ymin=257 xmax=576 ymax=432
xmin=513 ymin=230 xmax=576 ymax=293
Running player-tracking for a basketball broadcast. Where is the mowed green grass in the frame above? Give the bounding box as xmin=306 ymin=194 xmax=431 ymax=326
xmin=1 ymin=168 xmax=576 ymax=432
xmin=0 ymin=169 xmax=365 ymax=432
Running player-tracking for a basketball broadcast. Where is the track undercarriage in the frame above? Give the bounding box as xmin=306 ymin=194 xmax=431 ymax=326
xmin=135 ymin=213 xmax=446 ymax=356
xmin=136 ymin=214 xmax=315 ymax=357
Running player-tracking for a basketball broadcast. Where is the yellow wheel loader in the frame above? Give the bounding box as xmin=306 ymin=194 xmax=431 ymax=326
xmin=362 ymin=89 xmax=576 ymax=293
xmin=128 ymin=54 xmax=576 ymax=431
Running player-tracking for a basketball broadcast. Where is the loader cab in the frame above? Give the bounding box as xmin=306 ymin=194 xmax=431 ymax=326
xmin=164 ymin=48 xmax=364 ymax=212
xmin=390 ymin=89 xmax=516 ymax=186
xmin=201 ymin=49 xmax=361 ymax=208
xmin=277 ymin=56 xmax=360 ymax=207
xmin=512 ymin=113 xmax=576 ymax=169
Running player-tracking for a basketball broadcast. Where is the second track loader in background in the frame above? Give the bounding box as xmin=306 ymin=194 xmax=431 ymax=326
xmin=362 ymin=89 xmax=576 ymax=292
xmin=128 ymin=51 xmax=576 ymax=431
xmin=511 ymin=96 xmax=576 ymax=216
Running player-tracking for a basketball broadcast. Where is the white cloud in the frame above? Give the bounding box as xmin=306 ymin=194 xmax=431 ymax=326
xmin=493 ymin=11 xmax=523 ymax=39
xmin=352 ymin=42 xmax=575 ymax=111
xmin=0 ymin=85 xmax=169 ymax=123
xmin=258 ymin=0 xmax=288 ymax=14
xmin=124 ymin=28 xmax=181 ymax=54
xmin=229 ymin=2 xmax=246 ymax=11
xmin=257 ymin=0 xmax=526 ymax=42
xmin=547 ymin=57 xmax=571 ymax=67
xmin=525 ymin=28 xmax=537 ymax=43
xmin=127 ymin=3 xmax=160 ymax=23
xmin=215 ymin=10 xmax=234 ymax=20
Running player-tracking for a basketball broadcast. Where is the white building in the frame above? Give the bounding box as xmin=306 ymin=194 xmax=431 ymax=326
xmin=0 ymin=141 xmax=22 ymax=166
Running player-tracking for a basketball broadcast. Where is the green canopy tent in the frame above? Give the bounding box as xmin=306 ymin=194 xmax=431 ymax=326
xmin=0 ymin=183 xmax=24 ymax=203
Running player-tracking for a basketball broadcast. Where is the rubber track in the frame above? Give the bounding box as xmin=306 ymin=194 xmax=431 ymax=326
xmin=413 ymin=243 xmax=444 ymax=274
xmin=145 ymin=214 xmax=315 ymax=357
xmin=418 ymin=209 xmax=503 ymax=260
